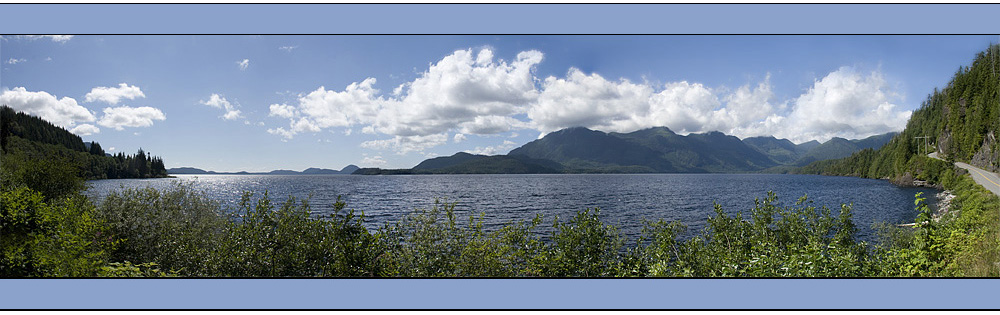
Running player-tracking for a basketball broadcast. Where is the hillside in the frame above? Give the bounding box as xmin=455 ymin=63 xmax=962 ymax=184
xmin=1 ymin=106 xmax=167 ymax=180
xmin=359 ymin=126 xmax=895 ymax=175
xmin=799 ymin=44 xmax=999 ymax=181
xmin=742 ymin=136 xmax=800 ymax=164
xmin=508 ymin=126 xmax=892 ymax=173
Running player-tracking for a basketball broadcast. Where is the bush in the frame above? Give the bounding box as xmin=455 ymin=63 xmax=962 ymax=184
xmin=644 ymin=192 xmax=874 ymax=277
xmin=97 ymin=182 xmax=225 ymax=276
xmin=533 ymin=208 xmax=624 ymax=277
xmin=212 ymin=192 xmax=389 ymax=277
xmin=1 ymin=151 xmax=85 ymax=201
xmin=1 ymin=187 xmax=108 ymax=277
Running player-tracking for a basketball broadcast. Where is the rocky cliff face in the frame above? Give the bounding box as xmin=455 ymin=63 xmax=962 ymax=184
xmin=971 ymin=130 xmax=999 ymax=172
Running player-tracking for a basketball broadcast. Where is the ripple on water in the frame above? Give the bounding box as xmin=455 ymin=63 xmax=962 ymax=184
xmin=85 ymin=173 xmax=937 ymax=242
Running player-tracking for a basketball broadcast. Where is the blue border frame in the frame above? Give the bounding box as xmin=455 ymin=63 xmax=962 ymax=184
xmin=1 ymin=278 xmax=999 ymax=309
xmin=1 ymin=3 xmax=999 ymax=310
xmin=1 ymin=4 xmax=999 ymax=34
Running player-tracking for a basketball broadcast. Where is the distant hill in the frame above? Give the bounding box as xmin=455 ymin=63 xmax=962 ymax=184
xmin=413 ymin=152 xmax=485 ymax=170
xmin=787 ymin=132 xmax=899 ymax=166
xmin=168 ymin=164 xmax=360 ymax=175
xmin=166 ymin=167 xmax=216 ymax=174
xmin=509 ymin=127 xmax=673 ymax=172
xmin=360 ymin=126 xmax=897 ymax=175
xmin=742 ymin=136 xmax=800 ymax=164
xmin=361 ymin=152 xmax=563 ymax=175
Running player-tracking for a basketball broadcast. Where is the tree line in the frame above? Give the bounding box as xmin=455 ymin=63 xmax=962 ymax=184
xmin=1 ymin=105 xmax=167 ymax=180
xmin=797 ymin=44 xmax=1000 ymax=181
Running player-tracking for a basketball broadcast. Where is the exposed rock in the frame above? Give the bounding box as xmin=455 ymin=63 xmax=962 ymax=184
xmin=899 ymin=190 xmax=956 ymax=227
xmin=971 ymin=130 xmax=999 ymax=172
xmin=931 ymin=190 xmax=957 ymax=222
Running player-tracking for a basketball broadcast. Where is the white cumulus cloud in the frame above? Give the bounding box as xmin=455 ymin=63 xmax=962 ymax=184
xmin=525 ymin=67 xmax=908 ymax=144
xmin=70 ymin=124 xmax=100 ymax=136
xmin=372 ymin=49 xmax=542 ymax=137
xmin=465 ymin=140 xmax=518 ymax=156
xmin=299 ymin=79 xmax=381 ymax=129
xmin=279 ymin=46 xmax=298 ymax=52
xmin=199 ymin=94 xmax=243 ymax=120
xmin=268 ymin=103 xmax=297 ymax=118
xmin=269 ymin=48 xmax=542 ymax=155
xmin=237 ymin=59 xmax=249 ymax=71
xmin=776 ymin=67 xmax=911 ymax=143
xmin=267 ymin=127 xmax=295 ymax=140
xmin=0 ymin=87 xmax=96 ymax=132
xmin=260 ymin=47 xmax=913 ymax=156
xmin=6 ymin=58 xmax=26 ymax=64
xmin=84 ymin=83 xmax=145 ymax=105
xmin=97 ymin=106 xmax=166 ymax=130
xmin=360 ymin=134 xmax=449 ymax=155
xmin=530 ymin=68 xmax=655 ymax=134
xmin=362 ymin=155 xmax=387 ymax=167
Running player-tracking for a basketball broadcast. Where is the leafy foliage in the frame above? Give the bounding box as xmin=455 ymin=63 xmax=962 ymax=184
xmin=97 ymin=183 xmax=225 ymax=276
xmin=210 ymin=192 xmax=389 ymax=277
xmin=643 ymin=193 xmax=874 ymax=277
xmin=799 ymin=44 xmax=1000 ymax=179
xmin=879 ymin=176 xmax=1000 ymax=277
xmin=1 ymin=187 xmax=109 ymax=277
xmin=1 ymin=106 xmax=167 ymax=180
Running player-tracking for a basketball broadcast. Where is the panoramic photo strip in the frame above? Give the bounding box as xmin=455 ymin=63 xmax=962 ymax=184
xmin=2 ymin=34 xmax=999 ymax=279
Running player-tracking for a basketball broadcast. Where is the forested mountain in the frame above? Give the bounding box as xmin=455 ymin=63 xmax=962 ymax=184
xmin=742 ymin=136 xmax=801 ymax=164
xmin=359 ymin=126 xmax=895 ymax=175
xmin=509 ymin=127 xmax=680 ymax=172
xmin=0 ymin=106 xmax=167 ymax=179
xmin=798 ymin=44 xmax=1000 ymax=180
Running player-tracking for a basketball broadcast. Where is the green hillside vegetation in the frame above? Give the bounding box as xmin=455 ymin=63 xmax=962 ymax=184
xmin=798 ymin=44 xmax=999 ymax=181
xmin=797 ymin=44 xmax=1000 ymax=276
xmin=358 ymin=153 xmax=562 ymax=175
xmin=742 ymin=136 xmax=800 ymax=164
xmin=1 ymin=106 xmax=168 ymax=180
xmin=363 ymin=126 xmax=896 ymax=175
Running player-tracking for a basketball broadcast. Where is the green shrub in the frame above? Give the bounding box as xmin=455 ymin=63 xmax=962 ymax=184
xmin=533 ymin=208 xmax=624 ymax=277
xmin=645 ymin=192 xmax=874 ymax=277
xmin=213 ymin=192 xmax=389 ymax=277
xmin=1 ymin=187 xmax=108 ymax=277
xmin=97 ymin=182 xmax=225 ymax=276
xmin=1 ymin=151 xmax=85 ymax=201
xmin=99 ymin=261 xmax=177 ymax=277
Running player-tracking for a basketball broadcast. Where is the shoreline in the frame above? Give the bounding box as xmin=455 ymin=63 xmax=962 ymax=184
xmin=898 ymin=189 xmax=955 ymax=227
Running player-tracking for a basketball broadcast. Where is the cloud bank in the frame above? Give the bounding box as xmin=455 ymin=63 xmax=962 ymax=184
xmin=265 ymin=48 xmax=912 ymax=154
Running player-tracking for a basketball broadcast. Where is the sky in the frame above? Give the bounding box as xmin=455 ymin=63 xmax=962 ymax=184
xmin=2 ymin=35 xmax=998 ymax=172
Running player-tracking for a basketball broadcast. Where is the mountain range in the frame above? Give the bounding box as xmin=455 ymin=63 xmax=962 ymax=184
xmin=167 ymin=165 xmax=360 ymax=175
xmin=357 ymin=126 xmax=897 ymax=175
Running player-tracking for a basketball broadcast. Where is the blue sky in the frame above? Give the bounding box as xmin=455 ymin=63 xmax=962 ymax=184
xmin=2 ymin=35 xmax=997 ymax=171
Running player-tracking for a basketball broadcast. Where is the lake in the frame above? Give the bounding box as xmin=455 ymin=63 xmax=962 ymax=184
xmin=85 ymin=173 xmax=938 ymax=242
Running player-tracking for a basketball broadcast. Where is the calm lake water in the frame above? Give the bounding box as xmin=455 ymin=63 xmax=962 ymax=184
xmin=85 ymin=174 xmax=938 ymax=242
